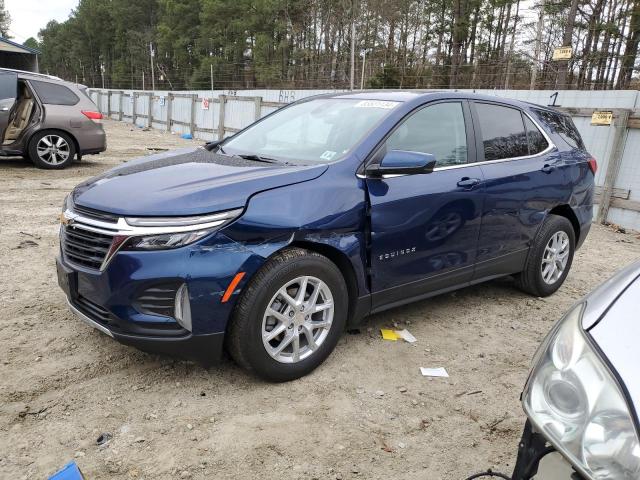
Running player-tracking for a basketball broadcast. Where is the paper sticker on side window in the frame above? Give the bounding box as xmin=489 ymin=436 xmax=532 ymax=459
xmin=354 ymin=100 xmax=399 ymax=109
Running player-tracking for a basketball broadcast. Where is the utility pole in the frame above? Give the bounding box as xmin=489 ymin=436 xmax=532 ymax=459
xmin=149 ymin=42 xmax=156 ymax=91
xmin=350 ymin=16 xmax=355 ymax=90
xmin=100 ymin=62 xmax=105 ymax=89
xmin=530 ymin=0 xmax=545 ymax=90
xmin=360 ymin=49 xmax=366 ymax=90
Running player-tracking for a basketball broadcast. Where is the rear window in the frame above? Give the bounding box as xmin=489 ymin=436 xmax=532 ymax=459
xmin=30 ymin=80 xmax=79 ymax=106
xmin=475 ymin=103 xmax=529 ymax=161
xmin=532 ymin=108 xmax=585 ymax=150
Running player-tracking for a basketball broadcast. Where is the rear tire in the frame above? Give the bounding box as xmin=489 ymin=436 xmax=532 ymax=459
xmin=29 ymin=131 xmax=76 ymax=169
xmin=227 ymin=248 xmax=348 ymax=382
xmin=516 ymin=214 xmax=575 ymax=297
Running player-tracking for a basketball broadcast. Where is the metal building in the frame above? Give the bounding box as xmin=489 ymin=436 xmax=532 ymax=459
xmin=0 ymin=37 xmax=39 ymax=72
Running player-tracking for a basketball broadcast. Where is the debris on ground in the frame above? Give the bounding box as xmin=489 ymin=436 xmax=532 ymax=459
xmin=13 ymin=239 xmax=38 ymax=249
xmin=420 ymin=367 xmax=449 ymax=378
xmin=396 ymin=329 xmax=417 ymax=343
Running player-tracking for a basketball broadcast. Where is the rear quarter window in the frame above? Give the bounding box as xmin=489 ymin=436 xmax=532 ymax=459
xmin=29 ymin=80 xmax=79 ymax=106
xmin=532 ymin=108 xmax=585 ymax=150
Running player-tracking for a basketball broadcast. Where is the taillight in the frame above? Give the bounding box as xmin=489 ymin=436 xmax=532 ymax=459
xmin=81 ymin=110 xmax=103 ymax=122
xmin=588 ymin=157 xmax=598 ymax=175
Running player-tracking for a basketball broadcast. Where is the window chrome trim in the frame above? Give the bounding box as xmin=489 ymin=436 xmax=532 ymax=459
xmin=359 ymin=109 xmax=556 ymax=179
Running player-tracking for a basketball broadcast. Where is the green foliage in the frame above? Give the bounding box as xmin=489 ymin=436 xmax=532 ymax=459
xmin=35 ymin=0 xmax=640 ymax=90
xmin=367 ymin=65 xmax=401 ymax=88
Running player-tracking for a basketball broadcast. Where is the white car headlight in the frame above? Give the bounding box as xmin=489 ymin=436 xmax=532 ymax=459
xmin=523 ymin=303 xmax=640 ymax=479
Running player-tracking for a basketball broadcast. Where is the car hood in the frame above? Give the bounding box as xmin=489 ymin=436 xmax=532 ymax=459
xmin=72 ymin=147 xmax=328 ymax=216
xmin=588 ymin=268 xmax=640 ymax=415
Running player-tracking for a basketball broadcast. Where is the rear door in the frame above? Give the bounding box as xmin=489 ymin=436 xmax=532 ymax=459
xmin=0 ymin=71 xmax=17 ymax=142
xmin=366 ymin=100 xmax=485 ymax=309
xmin=471 ymin=101 xmax=566 ymax=279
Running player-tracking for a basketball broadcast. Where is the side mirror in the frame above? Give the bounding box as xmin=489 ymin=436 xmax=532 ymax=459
xmin=367 ymin=150 xmax=437 ymax=177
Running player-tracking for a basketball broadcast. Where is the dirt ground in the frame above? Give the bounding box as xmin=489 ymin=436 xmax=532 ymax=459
xmin=1 ymin=120 xmax=639 ymax=480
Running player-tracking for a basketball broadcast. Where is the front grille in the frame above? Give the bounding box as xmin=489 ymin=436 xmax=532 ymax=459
xmin=133 ymin=282 xmax=181 ymax=317
xmin=62 ymin=225 xmax=113 ymax=270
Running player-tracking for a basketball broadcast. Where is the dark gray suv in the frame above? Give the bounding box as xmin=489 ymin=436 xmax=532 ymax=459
xmin=0 ymin=68 xmax=106 ymax=169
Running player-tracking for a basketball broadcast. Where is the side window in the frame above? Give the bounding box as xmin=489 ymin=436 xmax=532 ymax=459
xmin=532 ymin=108 xmax=585 ymax=150
xmin=475 ymin=103 xmax=529 ymax=161
xmin=0 ymin=71 xmax=17 ymax=101
xmin=30 ymin=80 xmax=79 ymax=106
xmin=524 ymin=115 xmax=549 ymax=155
xmin=385 ymin=102 xmax=468 ymax=167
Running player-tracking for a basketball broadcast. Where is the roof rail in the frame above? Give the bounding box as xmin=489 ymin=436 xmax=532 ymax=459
xmin=0 ymin=68 xmax=62 ymax=81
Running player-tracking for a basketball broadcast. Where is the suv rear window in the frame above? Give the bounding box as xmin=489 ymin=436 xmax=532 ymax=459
xmin=532 ymin=108 xmax=585 ymax=150
xmin=475 ymin=103 xmax=529 ymax=161
xmin=30 ymin=80 xmax=79 ymax=106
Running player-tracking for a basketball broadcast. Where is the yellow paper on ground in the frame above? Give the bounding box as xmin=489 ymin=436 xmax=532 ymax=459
xmin=381 ymin=329 xmax=400 ymax=341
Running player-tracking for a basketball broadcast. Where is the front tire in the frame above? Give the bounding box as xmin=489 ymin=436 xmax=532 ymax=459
xmin=29 ymin=131 xmax=76 ymax=169
xmin=516 ymin=214 xmax=575 ymax=297
xmin=227 ymin=248 xmax=348 ymax=382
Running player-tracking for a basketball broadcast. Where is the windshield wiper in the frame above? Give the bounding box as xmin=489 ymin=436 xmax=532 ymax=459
xmin=236 ymin=153 xmax=282 ymax=165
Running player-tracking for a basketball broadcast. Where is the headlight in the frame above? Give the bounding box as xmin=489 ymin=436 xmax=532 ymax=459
xmin=125 ymin=230 xmax=213 ymax=250
xmin=523 ymin=303 xmax=640 ymax=479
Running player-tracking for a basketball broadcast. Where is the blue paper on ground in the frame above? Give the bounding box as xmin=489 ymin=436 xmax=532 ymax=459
xmin=48 ymin=461 xmax=84 ymax=480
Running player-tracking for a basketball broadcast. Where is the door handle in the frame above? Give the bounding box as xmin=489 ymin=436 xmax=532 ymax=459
xmin=457 ymin=177 xmax=481 ymax=188
xmin=541 ymin=164 xmax=556 ymax=174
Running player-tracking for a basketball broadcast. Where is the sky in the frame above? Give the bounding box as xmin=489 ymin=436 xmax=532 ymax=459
xmin=4 ymin=0 xmax=79 ymax=43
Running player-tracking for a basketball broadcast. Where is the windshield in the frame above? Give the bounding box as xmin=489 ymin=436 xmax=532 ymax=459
xmin=221 ymin=98 xmax=399 ymax=164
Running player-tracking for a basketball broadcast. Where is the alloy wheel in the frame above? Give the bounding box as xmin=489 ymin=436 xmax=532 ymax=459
xmin=541 ymin=231 xmax=570 ymax=285
xmin=261 ymin=275 xmax=334 ymax=364
xmin=36 ymin=135 xmax=71 ymax=166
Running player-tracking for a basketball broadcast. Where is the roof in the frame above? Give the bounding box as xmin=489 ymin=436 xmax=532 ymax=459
xmin=0 ymin=36 xmax=40 ymax=55
xmin=0 ymin=68 xmax=61 ymax=82
xmin=318 ymin=89 xmax=545 ymax=110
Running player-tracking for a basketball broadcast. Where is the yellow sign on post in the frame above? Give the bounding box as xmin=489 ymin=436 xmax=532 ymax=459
xmin=591 ymin=111 xmax=613 ymax=126
xmin=552 ymin=46 xmax=573 ymax=61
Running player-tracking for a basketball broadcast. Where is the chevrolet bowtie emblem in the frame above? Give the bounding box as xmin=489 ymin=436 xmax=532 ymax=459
xmin=60 ymin=213 xmax=74 ymax=226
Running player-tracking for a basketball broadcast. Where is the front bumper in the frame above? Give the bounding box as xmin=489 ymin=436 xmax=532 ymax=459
xmin=512 ymin=420 xmax=585 ymax=480
xmin=56 ymin=230 xmax=265 ymax=365
xmin=65 ymin=297 xmax=224 ymax=365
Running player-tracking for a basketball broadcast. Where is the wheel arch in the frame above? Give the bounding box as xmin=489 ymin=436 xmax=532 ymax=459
xmin=27 ymin=127 xmax=80 ymax=158
xmin=285 ymin=240 xmax=363 ymax=326
xmin=548 ymin=204 xmax=580 ymax=244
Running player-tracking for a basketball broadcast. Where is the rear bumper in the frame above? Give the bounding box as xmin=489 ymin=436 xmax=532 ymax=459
xmin=66 ymin=296 xmax=225 ymax=365
xmin=77 ymin=126 xmax=106 ymax=155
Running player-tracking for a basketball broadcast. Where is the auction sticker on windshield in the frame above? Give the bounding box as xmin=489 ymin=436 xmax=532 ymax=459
xmin=354 ymin=100 xmax=399 ymax=109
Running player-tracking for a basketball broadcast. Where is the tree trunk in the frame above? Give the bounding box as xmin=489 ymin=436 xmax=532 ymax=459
xmin=556 ymin=0 xmax=580 ymax=88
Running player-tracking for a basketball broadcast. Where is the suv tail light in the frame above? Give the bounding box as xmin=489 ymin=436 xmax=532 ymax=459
xmin=82 ymin=110 xmax=103 ymax=123
xmin=588 ymin=157 xmax=598 ymax=175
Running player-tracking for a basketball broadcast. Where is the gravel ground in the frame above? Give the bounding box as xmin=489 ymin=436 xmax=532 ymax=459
xmin=1 ymin=120 xmax=639 ymax=480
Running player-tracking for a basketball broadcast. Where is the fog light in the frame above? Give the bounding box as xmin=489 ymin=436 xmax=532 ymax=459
xmin=174 ymin=284 xmax=192 ymax=332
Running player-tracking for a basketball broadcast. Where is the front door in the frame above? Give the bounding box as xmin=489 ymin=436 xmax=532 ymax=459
xmin=470 ymin=101 xmax=568 ymax=278
xmin=0 ymin=71 xmax=17 ymax=143
xmin=366 ymin=100 xmax=485 ymax=309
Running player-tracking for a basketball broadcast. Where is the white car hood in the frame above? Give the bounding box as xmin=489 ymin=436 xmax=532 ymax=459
xmin=589 ymin=274 xmax=640 ymax=415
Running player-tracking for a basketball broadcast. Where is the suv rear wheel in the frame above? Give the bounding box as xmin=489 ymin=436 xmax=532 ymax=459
xmin=227 ymin=248 xmax=348 ymax=382
xmin=516 ymin=214 xmax=575 ymax=297
xmin=29 ymin=130 xmax=76 ymax=169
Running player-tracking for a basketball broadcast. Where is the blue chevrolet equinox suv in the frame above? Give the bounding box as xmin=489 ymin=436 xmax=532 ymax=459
xmin=56 ymin=91 xmax=595 ymax=381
